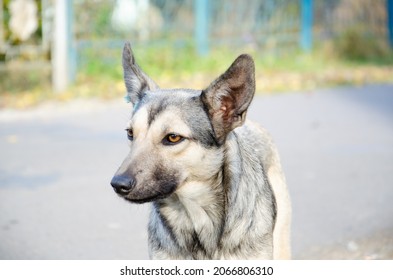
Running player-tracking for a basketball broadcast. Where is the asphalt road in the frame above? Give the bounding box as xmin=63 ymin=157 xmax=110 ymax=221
xmin=0 ymin=84 xmax=392 ymax=259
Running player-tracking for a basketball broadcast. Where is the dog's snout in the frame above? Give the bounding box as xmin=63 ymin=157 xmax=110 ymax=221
xmin=111 ymin=174 xmax=136 ymax=195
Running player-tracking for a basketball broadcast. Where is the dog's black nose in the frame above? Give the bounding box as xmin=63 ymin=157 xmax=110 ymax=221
xmin=111 ymin=175 xmax=136 ymax=195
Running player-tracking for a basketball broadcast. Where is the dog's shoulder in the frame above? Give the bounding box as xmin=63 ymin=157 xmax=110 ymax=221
xmin=234 ymin=120 xmax=275 ymax=152
xmin=233 ymin=120 xmax=279 ymax=170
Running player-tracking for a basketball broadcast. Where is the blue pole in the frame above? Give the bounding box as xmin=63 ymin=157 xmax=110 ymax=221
xmin=67 ymin=0 xmax=76 ymax=83
xmin=194 ymin=0 xmax=209 ymax=56
xmin=388 ymin=0 xmax=393 ymax=47
xmin=300 ymin=0 xmax=313 ymax=52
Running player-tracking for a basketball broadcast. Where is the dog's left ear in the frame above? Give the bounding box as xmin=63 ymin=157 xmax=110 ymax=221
xmin=201 ymin=54 xmax=255 ymax=145
xmin=122 ymin=42 xmax=159 ymax=105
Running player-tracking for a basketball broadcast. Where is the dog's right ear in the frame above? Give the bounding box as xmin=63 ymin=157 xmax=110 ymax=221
xmin=122 ymin=42 xmax=159 ymax=105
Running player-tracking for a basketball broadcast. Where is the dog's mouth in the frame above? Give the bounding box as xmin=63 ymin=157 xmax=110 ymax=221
xmin=111 ymin=169 xmax=181 ymax=204
xmin=113 ymin=187 xmax=133 ymax=197
xmin=122 ymin=192 xmax=173 ymax=204
xmin=113 ymin=182 xmax=178 ymax=204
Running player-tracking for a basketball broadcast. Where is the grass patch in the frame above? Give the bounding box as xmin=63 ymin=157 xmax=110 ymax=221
xmin=1 ymin=43 xmax=393 ymax=108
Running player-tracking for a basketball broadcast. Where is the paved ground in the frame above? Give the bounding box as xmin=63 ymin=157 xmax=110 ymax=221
xmin=0 ymin=84 xmax=392 ymax=260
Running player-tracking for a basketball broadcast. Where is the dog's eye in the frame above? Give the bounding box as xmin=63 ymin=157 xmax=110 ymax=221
xmin=126 ymin=129 xmax=134 ymax=140
xmin=163 ymin=134 xmax=184 ymax=145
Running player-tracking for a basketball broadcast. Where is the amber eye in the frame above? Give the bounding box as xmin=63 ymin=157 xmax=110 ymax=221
xmin=163 ymin=134 xmax=184 ymax=145
xmin=168 ymin=134 xmax=181 ymax=142
xmin=126 ymin=129 xmax=134 ymax=140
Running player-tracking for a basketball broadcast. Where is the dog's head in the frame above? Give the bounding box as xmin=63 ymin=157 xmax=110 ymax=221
xmin=110 ymin=42 xmax=255 ymax=203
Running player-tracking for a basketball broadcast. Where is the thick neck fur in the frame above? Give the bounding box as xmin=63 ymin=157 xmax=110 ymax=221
xmin=151 ymin=170 xmax=225 ymax=259
xmin=149 ymin=130 xmax=275 ymax=260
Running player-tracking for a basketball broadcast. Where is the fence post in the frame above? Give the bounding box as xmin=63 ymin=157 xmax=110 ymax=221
xmin=0 ymin=0 xmax=4 ymax=51
xmin=300 ymin=0 xmax=313 ymax=52
xmin=194 ymin=0 xmax=209 ymax=56
xmin=52 ymin=0 xmax=75 ymax=92
xmin=388 ymin=0 xmax=393 ymax=47
xmin=67 ymin=0 xmax=76 ymax=84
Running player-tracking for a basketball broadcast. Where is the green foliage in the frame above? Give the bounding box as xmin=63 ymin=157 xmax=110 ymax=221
xmin=136 ymin=44 xmax=233 ymax=76
xmin=79 ymin=48 xmax=122 ymax=80
xmin=2 ymin=43 xmax=393 ymax=108
xmin=77 ymin=44 xmax=342 ymax=83
xmin=334 ymin=27 xmax=393 ymax=63
xmin=78 ymin=43 xmax=239 ymax=82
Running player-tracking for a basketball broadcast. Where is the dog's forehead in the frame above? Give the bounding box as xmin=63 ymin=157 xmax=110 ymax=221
xmin=143 ymin=88 xmax=201 ymax=105
xmin=129 ymin=88 xmax=218 ymax=147
xmin=129 ymin=89 xmax=198 ymax=129
xmin=132 ymin=89 xmax=201 ymax=121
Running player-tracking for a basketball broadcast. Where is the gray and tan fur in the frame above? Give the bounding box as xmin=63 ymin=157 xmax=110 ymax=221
xmin=111 ymin=42 xmax=291 ymax=260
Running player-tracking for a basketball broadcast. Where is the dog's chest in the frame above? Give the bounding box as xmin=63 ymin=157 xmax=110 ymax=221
xmin=154 ymin=182 xmax=225 ymax=259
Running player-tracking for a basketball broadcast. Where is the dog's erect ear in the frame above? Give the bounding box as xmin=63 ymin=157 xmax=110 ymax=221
xmin=122 ymin=42 xmax=159 ymax=105
xmin=201 ymin=54 xmax=255 ymax=144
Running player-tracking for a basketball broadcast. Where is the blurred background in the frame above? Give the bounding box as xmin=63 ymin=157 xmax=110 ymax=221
xmin=0 ymin=0 xmax=392 ymax=106
xmin=0 ymin=0 xmax=392 ymax=260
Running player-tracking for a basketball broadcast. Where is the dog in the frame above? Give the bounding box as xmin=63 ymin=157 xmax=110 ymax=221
xmin=111 ymin=42 xmax=291 ymax=259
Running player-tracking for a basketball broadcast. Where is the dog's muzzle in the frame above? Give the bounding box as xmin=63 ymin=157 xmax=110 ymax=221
xmin=110 ymin=174 xmax=136 ymax=195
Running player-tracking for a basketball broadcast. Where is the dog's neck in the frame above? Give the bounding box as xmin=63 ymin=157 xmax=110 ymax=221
xmin=152 ymin=132 xmax=250 ymax=259
xmin=155 ymin=170 xmax=225 ymax=258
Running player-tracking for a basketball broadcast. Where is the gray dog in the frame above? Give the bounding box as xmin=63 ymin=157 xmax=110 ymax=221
xmin=111 ymin=43 xmax=291 ymax=259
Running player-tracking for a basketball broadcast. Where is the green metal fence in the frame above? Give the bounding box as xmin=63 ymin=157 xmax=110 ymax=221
xmin=1 ymin=0 xmax=392 ymax=90
xmin=73 ymin=0 xmax=303 ymax=60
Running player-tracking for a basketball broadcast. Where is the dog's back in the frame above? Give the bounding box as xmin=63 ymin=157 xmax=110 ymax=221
xmin=234 ymin=121 xmax=291 ymax=259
